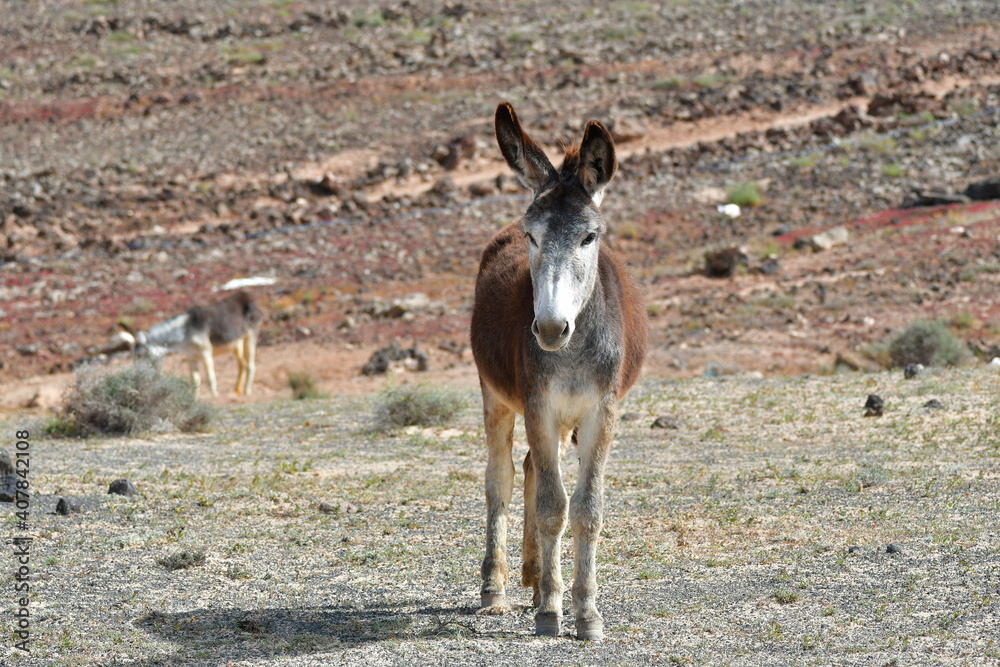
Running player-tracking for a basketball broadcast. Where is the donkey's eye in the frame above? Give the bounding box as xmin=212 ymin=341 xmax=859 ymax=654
xmin=581 ymin=233 xmax=597 ymax=247
xmin=525 ymin=232 xmax=538 ymax=247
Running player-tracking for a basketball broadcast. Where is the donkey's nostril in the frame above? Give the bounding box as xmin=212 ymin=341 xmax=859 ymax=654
xmin=561 ymin=323 xmax=569 ymax=337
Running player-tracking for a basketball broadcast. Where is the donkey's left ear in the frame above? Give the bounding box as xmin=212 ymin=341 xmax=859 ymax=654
xmin=578 ymin=121 xmax=617 ymax=207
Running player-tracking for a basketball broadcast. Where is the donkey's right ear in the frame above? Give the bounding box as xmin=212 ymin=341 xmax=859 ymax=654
xmin=495 ymin=102 xmax=557 ymax=195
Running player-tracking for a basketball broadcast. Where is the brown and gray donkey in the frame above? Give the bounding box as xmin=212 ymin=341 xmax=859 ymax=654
xmin=133 ymin=290 xmax=264 ymax=397
xmin=470 ymin=102 xmax=648 ymax=640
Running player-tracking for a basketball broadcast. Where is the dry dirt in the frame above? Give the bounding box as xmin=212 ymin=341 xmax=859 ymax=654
xmin=3 ymin=0 xmax=1000 ymax=412
xmin=2 ymin=368 xmax=999 ymax=665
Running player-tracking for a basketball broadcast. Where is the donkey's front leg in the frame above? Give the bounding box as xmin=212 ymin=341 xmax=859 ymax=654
xmin=480 ymin=384 xmax=516 ymax=608
xmin=524 ymin=406 xmax=568 ymax=636
xmin=569 ymin=399 xmax=617 ymax=641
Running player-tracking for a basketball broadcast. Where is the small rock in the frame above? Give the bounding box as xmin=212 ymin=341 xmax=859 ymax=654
xmin=903 ymin=363 xmax=923 ymax=379
xmin=886 ymin=543 xmax=903 ymax=555
xmin=362 ymin=342 xmax=428 ymax=376
xmin=619 ymin=412 xmax=643 ymax=422
xmin=469 ymin=181 xmax=498 ymax=197
xmin=108 ymin=479 xmax=138 ymax=497
xmin=756 ymin=257 xmax=780 ymax=275
xmin=650 ymin=416 xmax=679 ymax=430
xmin=319 ymin=499 xmax=358 ymax=515
xmin=990 ymin=357 xmax=1000 ymax=368
xmin=609 ymin=116 xmax=647 ymax=143
xmin=810 ymin=226 xmax=850 ymax=251
xmin=848 ymin=71 xmax=879 ymax=96
xmin=704 ymin=246 xmax=748 ymax=278
xmin=717 ymin=203 xmax=741 ymax=218
xmin=15 ymin=342 xmax=41 ymax=356
xmin=922 ymin=399 xmax=944 ymax=410
xmin=56 ymin=497 xmax=90 ymax=515
xmin=385 ymin=293 xmax=430 ymax=318
xmin=847 ymin=545 xmax=862 ymax=554
xmin=864 ymin=394 xmax=884 ymax=417
xmin=0 ymin=449 xmax=13 ymax=476
xmin=0 ymin=474 xmax=17 ymax=502
xmin=963 ymin=177 xmax=1000 ymax=201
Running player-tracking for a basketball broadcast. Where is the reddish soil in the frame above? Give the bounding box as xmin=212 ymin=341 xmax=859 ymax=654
xmin=3 ymin=0 xmax=1000 ymax=413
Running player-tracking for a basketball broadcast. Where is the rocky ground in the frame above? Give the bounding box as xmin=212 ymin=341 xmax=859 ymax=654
xmin=3 ymin=0 xmax=1000 ymax=409
xmin=1 ymin=368 xmax=998 ymax=665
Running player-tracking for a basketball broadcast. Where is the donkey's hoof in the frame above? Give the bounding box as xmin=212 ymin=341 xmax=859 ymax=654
xmin=575 ymin=619 xmax=604 ymax=641
xmin=480 ymin=592 xmax=506 ymax=608
xmin=534 ymin=613 xmax=562 ymax=637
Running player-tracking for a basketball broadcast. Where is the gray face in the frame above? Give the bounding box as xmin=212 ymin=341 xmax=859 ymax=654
xmin=522 ymin=187 xmax=606 ymax=352
xmin=134 ymin=332 xmax=169 ymax=361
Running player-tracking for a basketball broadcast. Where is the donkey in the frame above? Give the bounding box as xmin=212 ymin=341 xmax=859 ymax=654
xmin=134 ymin=290 xmax=264 ymax=397
xmin=470 ymin=103 xmax=648 ymax=640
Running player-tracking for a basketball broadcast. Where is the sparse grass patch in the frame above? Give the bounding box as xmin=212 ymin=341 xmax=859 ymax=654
xmin=652 ymin=76 xmax=686 ymax=91
xmin=727 ymin=181 xmax=763 ymax=207
xmin=790 ymin=154 xmax=818 ymax=169
xmin=845 ymin=461 xmax=889 ymax=492
xmin=157 ymin=549 xmax=206 ymax=571
xmin=52 ymin=362 xmax=213 ymax=437
xmin=694 ymin=73 xmax=735 ymax=88
xmin=881 ymin=163 xmax=904 ymax=177
xmin=774 ymin=588 xmax=800 ymax=604
xmin=861 ymin=134 xmax=897 ymax=154
xmin=288 ymin=372 xmax=328 ymax=400
xmin=351 ymin=6 xmax=386 ymax=28
xmin=374 ymin=383 xmax=466 ymax=429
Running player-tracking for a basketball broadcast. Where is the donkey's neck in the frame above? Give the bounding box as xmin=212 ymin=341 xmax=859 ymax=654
xmin=145 ymin=313 xmax=191 ymax=349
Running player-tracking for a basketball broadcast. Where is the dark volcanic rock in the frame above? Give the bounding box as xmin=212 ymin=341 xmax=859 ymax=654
xmin=863 ymin=394 xmax=884 ymax=417
xmin=651 ymin=415 xmax=680 ymax=429
xmin=704 ymin=247 xmax=748 ymax=278
xmin=108 ymin=478 xmax=138 ymax=497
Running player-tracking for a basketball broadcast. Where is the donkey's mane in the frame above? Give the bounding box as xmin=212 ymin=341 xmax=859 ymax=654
xmin=557 ymin=142 xmax=583 ymax=183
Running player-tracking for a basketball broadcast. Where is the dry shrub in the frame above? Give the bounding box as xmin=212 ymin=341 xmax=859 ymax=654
xmin=55 ymin=362 xmax=213 ymax=437
xmin=888 ymin=320 xmax=966 ymax=368
xmin=288 ymin=372 xmax=328 ymax=400
xmin=375 ymin=383 xmax=466 ymax=429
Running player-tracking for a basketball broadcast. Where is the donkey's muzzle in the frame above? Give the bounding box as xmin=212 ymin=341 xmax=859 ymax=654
xmin=532 ymin=317 xmax=571 ymax=351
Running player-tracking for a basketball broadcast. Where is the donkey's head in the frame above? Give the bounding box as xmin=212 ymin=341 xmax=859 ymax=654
xmin=495 ymin=102 xmax=617 ymax=352
xmin=133 ymin=331 xmax=168 ymax=364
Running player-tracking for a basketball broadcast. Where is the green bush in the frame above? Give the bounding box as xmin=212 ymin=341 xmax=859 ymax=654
xmin=56 ymin=362 xmax=213 ymax=437
xmin=727 ymin=181 xmax=763 ymax=207
xmin=374 ymin=383 xmax=466 ymax=429
xmin=887 ymin=320 xmax=967 ymax=368
xmin=288 ymin=372 xmax=328 ymax=400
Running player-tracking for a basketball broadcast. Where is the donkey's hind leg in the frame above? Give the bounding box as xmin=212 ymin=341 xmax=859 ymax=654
xmin=480 ymin=382 xmax=516 ymax=609
xmin=200 ymin=345 xmax=219 ymax=398
xmin=568 ymin=398 xmax=617 ymax=641
xmin=243 ymin=332 xmax=257 ymax=396
xmin=187 ymin=355 xmax=202 ymax=390
xmin=232 ymin=339 xmax=246 ymax=395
